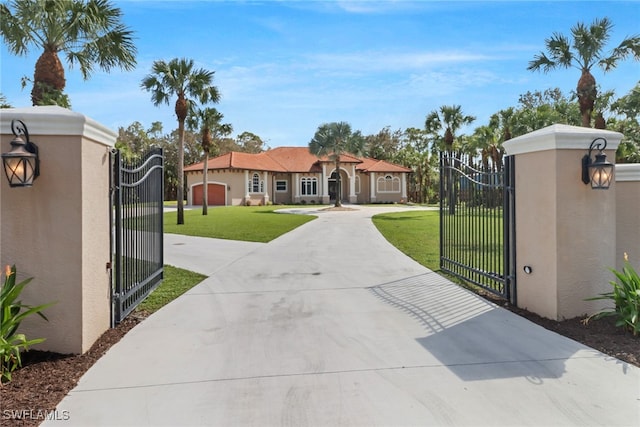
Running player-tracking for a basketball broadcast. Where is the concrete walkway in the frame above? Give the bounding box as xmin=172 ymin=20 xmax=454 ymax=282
xmin=46 ymin=206 xmax=638 ymax=426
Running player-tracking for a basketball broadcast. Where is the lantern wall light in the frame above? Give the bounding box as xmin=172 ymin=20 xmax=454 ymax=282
xmin=2 ymin=119 xmax=40 ymax=187
xmin=581 ymin=137 xmax=613 ymax=190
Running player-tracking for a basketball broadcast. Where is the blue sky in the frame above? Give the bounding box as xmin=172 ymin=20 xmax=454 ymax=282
xmin=1 ymin=0 xmax=639 ymax=147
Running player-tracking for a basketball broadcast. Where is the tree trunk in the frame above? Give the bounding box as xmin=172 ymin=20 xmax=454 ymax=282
xmin=32 ymin=49 xmax=65 ymax=105
xmin=335 ymin=159 xmax=342 ymax=207
xmin=577 ymin=69 xmax=597 ymax=128
xmin=175 ymin=94 xmax=188 ymax=225
xmin=202 ymin=152 xmax=209 ymax=215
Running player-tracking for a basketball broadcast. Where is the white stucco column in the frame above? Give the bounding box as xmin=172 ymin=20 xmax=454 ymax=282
xmin=401 ymin=173 xmax=407 ymax=200
xmin=349 ymin=164 xmax=357 ymax=203
xmin=263 ymin=171 xmax=269 ymax=204
xmin=370 ymin=172 xmax=376 ymax=202
xmin=244 ymin=170 xmax=251 ymax=200
xmin=322 ymin=164 xmax=330 ymax=204
xmin=294 ymin=172 xmax=300 ymax=203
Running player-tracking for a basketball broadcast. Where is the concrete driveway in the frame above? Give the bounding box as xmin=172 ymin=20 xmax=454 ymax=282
xmin=46 ymin=206 xmax=638 ymax=426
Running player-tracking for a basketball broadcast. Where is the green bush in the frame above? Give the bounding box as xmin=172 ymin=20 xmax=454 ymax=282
xmin=1 ymin=265 xmax=53 ymax=383
xmin=586 ymin=253 xmax=640 ymax=336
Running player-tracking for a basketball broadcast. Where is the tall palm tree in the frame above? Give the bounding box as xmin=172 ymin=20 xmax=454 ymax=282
xmin=187 ymin=107 xmax=233 ymax=215
xmin=528 ymin=17 xmax=640 ymax=127
xmin=141 ymin=58 xmax=220 ymax=224
xmin=425 ymin=105 xmax=476 ymax=154
xmin=0 ymin=0 xmax=137 ymax=106
xmin=425 ymin=105 xmax=475 ymax=215
xmin=309 ymin=122 xmax=363 ymax=207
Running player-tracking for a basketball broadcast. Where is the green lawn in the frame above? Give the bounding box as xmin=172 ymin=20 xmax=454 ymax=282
xmin=136 ymin=265 xmax=206 ymax=314
xmin=372 ymin=210 xmax=440 ymax=271
xmin=164 ymin=205 xmax=316 ymax=243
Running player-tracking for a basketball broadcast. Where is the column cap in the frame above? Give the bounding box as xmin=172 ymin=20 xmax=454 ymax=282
xmin=0 ymin=106 xmax=116 ymax=147
xmin=503 ymin=124 xmax=622 ymax=156
xmin=616 ymin=163 xmax=640 ymax=182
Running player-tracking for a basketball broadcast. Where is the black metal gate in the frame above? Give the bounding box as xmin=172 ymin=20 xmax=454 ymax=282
xmin=439 ymin=152 xmax=516 ymax=304
xmin=110 ymin=148 xmax=164 ymax=324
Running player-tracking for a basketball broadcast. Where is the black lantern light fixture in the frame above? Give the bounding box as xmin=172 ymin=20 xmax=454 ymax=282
xmin=581 ymin=137 xmax=613 ymax=190
xmin=2 ymin=119 xmax=39 ymax=187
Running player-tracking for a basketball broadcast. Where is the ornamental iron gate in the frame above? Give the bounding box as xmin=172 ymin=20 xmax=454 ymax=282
xmin=110 ymin=148 xmax=164 ymax=325
xmin=439 ymin=152 xmax=516 ymax=304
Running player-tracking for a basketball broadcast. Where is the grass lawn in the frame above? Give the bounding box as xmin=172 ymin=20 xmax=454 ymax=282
xmin=137 ymin=265 xmax=207 ymax=314
xmin=164 ymin=205 xmax=316 ymax=243
xmin=372 ymin=210 xmax=440 ymax=271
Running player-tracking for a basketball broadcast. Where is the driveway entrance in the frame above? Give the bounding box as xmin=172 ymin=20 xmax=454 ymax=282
xmin=47 ymin=206 xmax=639 ymax=426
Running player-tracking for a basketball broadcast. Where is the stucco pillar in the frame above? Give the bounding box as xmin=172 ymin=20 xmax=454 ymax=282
xmin=503 ymin=124 xmax=622 ymax=320
xmin=321 ymin=164 xmax=330 ymax=204
xmin=1 ymin=106 xmax=114 ymax=354
xmin=244 ymin=170 xmax=250 ymax=202
xmin=349 ymin=164 xmax=357 ymax=203
xmin=615 ymin=164 xmax=640 ymax=272
xmin=370 ymin=172 xmax=376 ymax=202
xmin=263 ymin=171 xmax=269 ymax=204
xmin=401 ymin=173 xmax=407 ymax=200
xmin=294 ymin=172 xmax=300 ymax=203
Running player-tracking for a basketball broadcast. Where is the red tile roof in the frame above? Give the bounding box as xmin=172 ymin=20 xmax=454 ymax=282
xmin=184 ymin=147 xmax=412 ymax=173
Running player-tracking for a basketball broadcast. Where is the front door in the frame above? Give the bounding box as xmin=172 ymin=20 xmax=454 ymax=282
xmin=328 ymin=171 xmax=342 ymax=201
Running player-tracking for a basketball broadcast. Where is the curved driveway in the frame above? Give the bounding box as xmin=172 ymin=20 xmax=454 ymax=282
xmin=47 ymin=206 xmax=638 ymax=426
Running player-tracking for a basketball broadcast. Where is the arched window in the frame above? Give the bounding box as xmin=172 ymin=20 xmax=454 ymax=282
xmin=248 ymin=173 xmax=262 ymax=193
xmin=377 ymin=174 xmax=400 ymax=193
xmin=301 ymin=177 xmax=318 ymax=195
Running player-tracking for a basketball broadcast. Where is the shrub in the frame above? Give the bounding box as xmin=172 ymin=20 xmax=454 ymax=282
xmin=586 ymin=253 xmax=640 ymax=336
xmin=1 ymin=265 xmax=53 ymax=383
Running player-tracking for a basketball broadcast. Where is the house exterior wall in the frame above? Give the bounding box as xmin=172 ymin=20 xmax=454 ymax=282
xmin=186 ymin=166 xmax=410 ymax=205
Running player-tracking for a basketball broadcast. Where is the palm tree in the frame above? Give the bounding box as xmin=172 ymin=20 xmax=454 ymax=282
xmin=425 ymin=105 xmax=476 ymax=155
xmin=309 ymin=122 xmax=363 ymax=207
xmin=141 ymin=58 xmax=220 ymax=225
xmin=0 ymin=0 xmax=136 ymax=106
xmin=425 ymin=105 xmax=475 ymax=215
xmin=187 ymin=107 xmax=233 ymax=215
xmin=528 ymin=17 xmax=640 ymax=127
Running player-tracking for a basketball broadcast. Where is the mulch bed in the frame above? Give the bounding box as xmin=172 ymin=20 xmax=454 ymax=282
xmin=1 ymin=300 xmax=638 ymax=427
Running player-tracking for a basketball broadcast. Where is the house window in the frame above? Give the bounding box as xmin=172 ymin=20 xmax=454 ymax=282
xmin=276 ymin=180 xmax=287 ymax=192
xmin=248 ymin=173 xmax=263 ymax=193
xmin=355 ymin=175 xmax=360 ymax=194
xmin=301 ymin=177 xmax=318 ymax=196
xmin=377 ymin=175 xmax=400 ymax=193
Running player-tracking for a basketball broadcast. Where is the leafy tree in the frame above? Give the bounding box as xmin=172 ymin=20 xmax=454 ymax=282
xmin=141 ymin=58 xmax=220 ymax=225
xmin=0 ymin=94 xmax=11 ymax=108
xmin=236 ymin=131 xmax=266 ymax=154
xmin=510 ymin=89 xmax=581 ymax=136
xmin=394 ymin=127 xmax=435 ymax=203
xmin=115 ymin=121 xmax=163 ymax=160
xmin=0 ymin=0 xmax=136 ymax=106
xmin=364 ymin=126 xmax=402 ymax=161
xmin=528 ymin=17 xmax=640 ymax=127
xmin=187 ymin=107 xmax=233 ymax=215
xmin=309 ymin=122 xmax=364 ymax=207
xmin=611 ymin=82 xmax=640 ymax=162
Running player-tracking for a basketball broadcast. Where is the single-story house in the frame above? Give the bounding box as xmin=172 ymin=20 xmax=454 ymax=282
xmin=184 ymin=147 xmax=412 ymax=206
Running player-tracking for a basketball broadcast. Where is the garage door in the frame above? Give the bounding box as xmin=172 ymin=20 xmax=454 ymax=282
xmin=192 ymin=183 xmax=225 ymax=206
